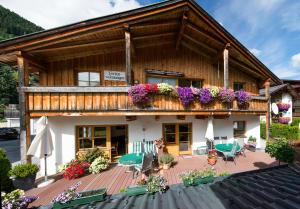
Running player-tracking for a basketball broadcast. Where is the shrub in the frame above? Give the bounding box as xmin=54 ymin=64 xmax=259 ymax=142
xmin=270 ymin=123 xmax=299 ymax=140
xmin=81 ymin=148 xmax=107 ymax=164
xmin=159 ymin=153 xmax=174 ymax=164
xmin=291 ymin=118 xmax=300 ymax=127
xmin=0 ymin=148 xmax=14 ymax=192
xmin=63 ymin=160 xmax=89 ymax=180
xmin=265 ymin=138 xmax=295 ymax=164
xmin=146 ymin=175 xmax=168 ymax=194
xmin=9 ymin=163 xmax=39 ymax=178
xmin=89 ymin=156 xmax=110 ymax=174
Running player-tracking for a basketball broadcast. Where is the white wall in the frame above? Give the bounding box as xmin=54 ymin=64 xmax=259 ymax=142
xmin=42 ymin=115 xmax=260 ymax=175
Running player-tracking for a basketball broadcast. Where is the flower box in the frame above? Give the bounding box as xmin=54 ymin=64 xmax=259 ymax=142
xmin=183 ymin=176 xmax=214 ymax=186
xmin=124 ymin=185 xmax=148 ymax=196
xmin=53 ymin=188 xmax=106 ymax=209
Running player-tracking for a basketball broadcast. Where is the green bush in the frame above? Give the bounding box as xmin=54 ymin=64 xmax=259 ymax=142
xmin=9 ymin=163 xmax=39 ymax=178
xmin=0 ymin=148 xmax=14 ymax=192
xmin=265 ymin=139 xmax=295 ymax=163
xmin=80 ymin=148 xmax=107 ymax=164
xmin=271 ymin=123 xmax=299 ymax=140
xmin=88 ymin=156 xmax=110 ymax=174
xmin=260 ymin=123 xmax=266 ymax=139
xmin=260 ymin=122 xmax=299 ymax=140
xmin=291 ymin=118 xmax=300 ymax=127
xmin=159 ymin=153 xmax=174 ymax=164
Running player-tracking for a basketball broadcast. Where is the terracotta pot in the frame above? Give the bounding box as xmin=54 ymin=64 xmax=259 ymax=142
xmin=162 ymin=163 xmax=171 ymax=170
xmin=207 ymin=158 xmax=217 ymax=165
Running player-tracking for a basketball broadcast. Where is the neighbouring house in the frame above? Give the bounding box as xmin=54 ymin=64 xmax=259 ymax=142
xmin=4 ymin=104 xmax=20 ymax=128
xmin=282 ymin=79 xmax=300 ymax=118
xmin=260 ymin=83 xmax=298 ymax=124
xmin=0 ymin=0 xmax=280 ymax=175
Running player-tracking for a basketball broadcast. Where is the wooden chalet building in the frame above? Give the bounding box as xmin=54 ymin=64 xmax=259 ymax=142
xmin=0 ymin=0 xmax=280 ymax=175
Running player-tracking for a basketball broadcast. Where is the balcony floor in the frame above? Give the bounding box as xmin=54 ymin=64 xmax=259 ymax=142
xmin=26 ymin=150 xmax=277 ymax=207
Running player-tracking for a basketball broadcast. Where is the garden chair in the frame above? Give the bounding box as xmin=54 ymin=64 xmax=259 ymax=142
xmin=143 ymin=140 xmax=157 ymax=156
xmin=222 ymin=141 xmax=238 ymax=164
xmin=133 ymin=153 xmax=153 ymax=179
xmin=132 ymin=141 xmax=143 ymax=153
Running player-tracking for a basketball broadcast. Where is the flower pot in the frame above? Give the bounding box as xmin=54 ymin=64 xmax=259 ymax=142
xmin=11 ymin=174 xmax=36 ymax=190
xmin=162 ymin=163 xmax=171 ymax=170
xmin=207 ymin=158 xmax=217 ymax=165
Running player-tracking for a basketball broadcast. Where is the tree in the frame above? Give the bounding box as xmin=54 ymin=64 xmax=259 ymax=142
xmin=0 ymin=65 xmax=18 ymax=105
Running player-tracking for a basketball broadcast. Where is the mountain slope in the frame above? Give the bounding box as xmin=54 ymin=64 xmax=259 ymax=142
xmin=0 ymin=5 xmax=44 ymax=41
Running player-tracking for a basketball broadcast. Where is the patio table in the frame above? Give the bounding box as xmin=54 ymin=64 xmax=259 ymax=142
xmin=215 ymin=143 xmax=241 ymax=153
xmin=119 ymin=152 xmax=144 ymax=166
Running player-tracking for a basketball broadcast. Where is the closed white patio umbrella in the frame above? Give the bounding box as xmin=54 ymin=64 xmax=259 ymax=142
xmin=27 ymin=116 xmax=54 ymax=187
xmin=205 ymin=117 xmax=214 ymax=150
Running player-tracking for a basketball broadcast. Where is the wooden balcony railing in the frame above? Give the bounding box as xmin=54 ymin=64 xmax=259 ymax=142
xmin=23 ymin=87 xmax=268 ymax=116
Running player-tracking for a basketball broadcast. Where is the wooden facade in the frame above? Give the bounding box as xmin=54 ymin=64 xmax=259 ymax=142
xmin=0 ymin=0 xmax=280 ymax=160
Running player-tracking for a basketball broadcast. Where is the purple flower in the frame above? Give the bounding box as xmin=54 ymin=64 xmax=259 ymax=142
xmin=199 ymin=88 xmax=213 ymax=104
xmin=191 ymin=87 xmax=201 ymax=96
xmin=278 ymin=117 xmax=290 ymax=124
xmin=277 ymin=103 xmax=290 ymax=111
xmin=128 ymin=84 xmax=149 ymax=104
xmin=52 ymin=182 xmax=82 ymax=204
xmin=235 ymin=90 xmax=251 ymax=105
xmin=177 ymin=87 xmax=194 ymax=107
xmin=219 ymin=88 xmax=235 ymax=103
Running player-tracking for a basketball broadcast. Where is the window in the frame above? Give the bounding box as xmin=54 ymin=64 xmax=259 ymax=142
xmin=77 ymin=126 xmax=107 ymax=149
xmin=147 ymin=76 xmax=177 ymax=86
xmin=178 ymin=79 xmax=203 ymax=88
xmin=78 ymin=72 xmax=100 ymax=86
xmin=233 ymin=121 xmax=246 ymax=137
xmin=163 ymin=123 xmax=192 ymax=146
xmin=233 ymin=82 xmax=244 ymax=91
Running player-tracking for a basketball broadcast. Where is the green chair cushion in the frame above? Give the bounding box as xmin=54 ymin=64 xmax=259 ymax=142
xmin=119 ymin=153 xmax=144 ymax=165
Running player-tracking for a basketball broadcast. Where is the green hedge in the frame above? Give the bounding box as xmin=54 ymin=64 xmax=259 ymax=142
xmin=0 ymin=148 xmax=14 ymax=192
xmin=260 ymin=122 xmax=299 ymax=140
xmin=291 ymin=118 xmax=300 ymax=127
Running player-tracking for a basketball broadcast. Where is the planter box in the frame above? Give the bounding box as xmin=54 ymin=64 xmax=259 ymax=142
xmin=11 ymin=174 xmax=36 ymax=190
xmin=183 ymin=176 xmax=214 ymax=186
xmin=53 ymin=188 xmax=106 ymax=209
xmin=124 ymin=185 xmax=147 ymax=196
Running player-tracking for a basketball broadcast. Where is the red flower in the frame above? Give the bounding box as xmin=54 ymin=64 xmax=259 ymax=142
xmin=63 ymin=160 xmax=89 ymax=180
xmin=144 ymin=83 xmax=158 ymax=94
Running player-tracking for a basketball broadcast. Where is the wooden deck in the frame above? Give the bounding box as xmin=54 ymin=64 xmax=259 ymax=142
xmin=27 ymin=151 xmax=277 ymax=207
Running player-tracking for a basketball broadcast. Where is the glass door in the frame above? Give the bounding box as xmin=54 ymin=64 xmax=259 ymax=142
xmin=178 ymin=124 xmax=192 ymax=155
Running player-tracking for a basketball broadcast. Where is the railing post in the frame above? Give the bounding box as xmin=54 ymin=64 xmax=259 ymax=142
xmin=264 ymin=79 xmax=271 ymax=141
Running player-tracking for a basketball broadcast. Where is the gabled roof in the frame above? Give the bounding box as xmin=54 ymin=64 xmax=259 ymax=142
xmin=51 ymin=164 xmax=300 ymax=209
xmin=0 ymin=0 xmax=281 ymax=84
xmin=260 ymin=83 xmax=299 ymax=99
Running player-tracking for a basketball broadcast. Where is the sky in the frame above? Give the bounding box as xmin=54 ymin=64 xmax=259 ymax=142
xmin=0 ymin=0 xmax=299 ymax=80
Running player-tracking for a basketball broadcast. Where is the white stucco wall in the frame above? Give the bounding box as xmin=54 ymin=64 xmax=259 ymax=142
xmin=40 ymin=115 xmax=260 ymax=175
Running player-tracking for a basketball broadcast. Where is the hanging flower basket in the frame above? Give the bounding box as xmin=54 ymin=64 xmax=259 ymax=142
xmin=235 ymin=90 xmax=251 ymax=108
xmin=278 ymin=117 xmax=290 ymax=124
xmin=177 ymin=87 xmax=194 ymax=107
xmin=277 ymin=103 xmax=290 ymax=112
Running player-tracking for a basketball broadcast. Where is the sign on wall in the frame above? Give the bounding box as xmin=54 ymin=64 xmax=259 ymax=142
xmin=104 ymin=71 xmax=126 ymax=81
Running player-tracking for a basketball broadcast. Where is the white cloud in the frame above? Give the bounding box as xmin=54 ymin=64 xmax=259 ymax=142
xmin=280 ymin=2 xmax=300 ymax=32
xmin=0 ymin=0 xmax=141 ymax=29
xmin=291 ymin=53 xmax=300 ymax=68
xmin=250 ymin=48 xmax=262 ymax=57
xmin=272 ymin=65 xmax=300 ymax=79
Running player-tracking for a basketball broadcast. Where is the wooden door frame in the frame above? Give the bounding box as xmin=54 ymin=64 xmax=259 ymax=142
xmin=162 ymin=123 xmax=192 ymax=156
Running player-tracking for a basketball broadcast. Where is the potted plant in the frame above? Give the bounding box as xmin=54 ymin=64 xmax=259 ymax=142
xmin=235 ymin=90 xmax=251 ymax=109
xmin=9 ymin=163 xmax=39 ymax=190
xmin=159 ymin=153 xmax=174 ymax=170
xmin=179 ymin=168 xmax=216 ymax=186
xmin=219 ymin=88 xmax=235 ymax=109
xmin=63 ymin=160 xmax=90 ymax=180
xmin=177 ymin=87 xmax=194 ymax=107
xmin=1 ymin=189 xmax=38 ymax=208
xmin=207 ymin=151 xmax=217 ymax=165
xmin=89 ymin=156 xmax=110 ymax=174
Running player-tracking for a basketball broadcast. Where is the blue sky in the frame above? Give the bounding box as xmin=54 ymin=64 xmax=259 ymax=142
xmin=1 ymin=0 xmax=300 ymax=79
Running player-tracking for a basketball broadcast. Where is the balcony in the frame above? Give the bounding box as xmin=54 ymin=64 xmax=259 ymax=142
xmin=23 ymin=87 xmax=268 ymax=116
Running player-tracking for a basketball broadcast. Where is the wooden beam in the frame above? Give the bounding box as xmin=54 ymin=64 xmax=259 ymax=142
xmin=181 ymin=41 xmax=212 ymax=60
xmin=126 ymin=116 xmax=137 ymax=121
xmin=131 ymin=21 xmax=178 ymax=30
xmin=17 ymin=55 xmax=31 ymax=163
xmin=175 ymin=14 xmax=188 ymax=50
xmin=123 ymin=24 xmax=136 ymax=58
xmin=125 ymin=29 xmax=132 ymax=85
xmin=223 ymin=43 xmax=230 ymax=88
xmin=17 ymin=51 xmax=46 ymax=72
xmin=21 ymin=86 xmax=130 ymax=93
xmin=183 ymin=34 xmax=218 ymax=54
xmin=186 ymin=22 xmax=224 ymax=46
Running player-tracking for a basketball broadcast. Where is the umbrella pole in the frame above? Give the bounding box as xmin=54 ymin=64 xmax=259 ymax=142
xmin=44 ymin=154 xmax=48 ymax=182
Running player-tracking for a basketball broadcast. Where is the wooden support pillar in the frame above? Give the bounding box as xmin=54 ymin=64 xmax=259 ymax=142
xmin=125 ymin=27 xmax=132 ymax=85
xmin=264 ymin=79 xmax=271 ymax=141
xmin=175 ymin=14 xmax=188 ymax=50
xmin=17 ymin=54 xmax=31 ymax=163
xmin=223 ymin=43 xmax=230 ymax=88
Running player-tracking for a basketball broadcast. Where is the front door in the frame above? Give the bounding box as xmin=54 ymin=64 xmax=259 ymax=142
xmin=163 ymin=123 xmax=192 ymax=155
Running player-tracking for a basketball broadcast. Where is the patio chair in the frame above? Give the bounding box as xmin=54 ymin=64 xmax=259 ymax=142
xmin=132 ymin=141 xmax=143 ymax=153
xmin=133 ymin=153 xmax=153 ymax=179
xmin=222 ymin=141 xmax=238 ymax=164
